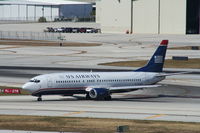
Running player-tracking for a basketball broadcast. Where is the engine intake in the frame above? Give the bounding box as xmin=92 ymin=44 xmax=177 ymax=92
xmin=89 ymin=88 xmax=110 ymax=99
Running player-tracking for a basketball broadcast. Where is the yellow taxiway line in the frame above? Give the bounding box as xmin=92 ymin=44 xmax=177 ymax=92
xmin=145 ymin=114 xmax=166 ymax=119
xmin=63 ymin=111 xmax=85 ymax=116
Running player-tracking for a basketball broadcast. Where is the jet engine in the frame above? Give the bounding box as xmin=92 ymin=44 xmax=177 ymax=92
xmin=89 ymin=88 xmax=110 ymax=100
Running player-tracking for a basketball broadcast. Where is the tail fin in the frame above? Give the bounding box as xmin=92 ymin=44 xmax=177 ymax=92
xmin=135 ymin=40 xmax=168 ymax=72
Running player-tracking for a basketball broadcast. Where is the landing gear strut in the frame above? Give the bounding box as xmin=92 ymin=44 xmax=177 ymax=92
xmin=37 ymin=96 xmax=42 ymax=101
xmin=104 ymin=95 xmax=112 ymax=101
xmin=86 ymin=93 xmax=91 ymax=100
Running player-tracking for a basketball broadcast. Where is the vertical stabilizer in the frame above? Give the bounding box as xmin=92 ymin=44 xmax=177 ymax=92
xmin=135 ymin=40 xmax=168 ymax=72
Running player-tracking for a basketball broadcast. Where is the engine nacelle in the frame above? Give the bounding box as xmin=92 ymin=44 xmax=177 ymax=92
xmin=89 ymin=88 xmax=110 ymax=99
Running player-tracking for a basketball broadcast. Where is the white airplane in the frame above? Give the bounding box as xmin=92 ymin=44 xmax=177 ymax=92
xmin=22 ymin=40 xmax=177 ymax=101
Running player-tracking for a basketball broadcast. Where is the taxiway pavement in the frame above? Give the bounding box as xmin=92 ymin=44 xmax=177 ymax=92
xmin=0 ymin=95 xmax=200 ymax=122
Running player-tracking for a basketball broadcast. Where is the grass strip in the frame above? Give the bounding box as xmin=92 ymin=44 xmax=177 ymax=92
xmin=0 ymin=115 xmax=200 ymax=133
xmin=100 ymin=59 xmax=200 ymax=69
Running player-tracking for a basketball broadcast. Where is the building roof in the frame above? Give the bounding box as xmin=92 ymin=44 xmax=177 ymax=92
xmin=70 ymin=0 xmax=99 ymax=3
xmin=0 ymin=0 xmax=51 ymax=5
xmin=0 ymin=0 xmax=90 ymax=5
xmin=29 ymin=0 xmax=89 ymax=4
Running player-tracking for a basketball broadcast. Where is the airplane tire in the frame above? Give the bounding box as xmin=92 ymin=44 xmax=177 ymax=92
xmin=37 ymin=97 xmax=42 ymax=101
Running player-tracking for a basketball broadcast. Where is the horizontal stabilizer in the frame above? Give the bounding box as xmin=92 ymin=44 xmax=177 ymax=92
xmin=155 ymin=72 xmax=190 ymax=77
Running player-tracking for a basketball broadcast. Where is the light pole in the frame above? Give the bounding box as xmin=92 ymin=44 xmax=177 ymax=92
xmin=42 ymin=6 xmax=44 ymax=17
xmin=131 ymin=0 xmax=137 ymax=34
xmin=158 ymin=0 xmax=160 ymax=34
xmin=130 ymin=0 xmax=133 ymax=34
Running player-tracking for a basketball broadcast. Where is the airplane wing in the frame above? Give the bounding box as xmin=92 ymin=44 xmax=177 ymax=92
xmin=85 ymin=84 xmax=161 ymax=93
xmin=109 ymin=85 xmax=161 ymax=91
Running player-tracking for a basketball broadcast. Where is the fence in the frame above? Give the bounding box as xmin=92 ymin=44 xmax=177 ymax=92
xmin=54 ymin=16 xmax=95 ymax=22
xmin=0 ymin=31 xmax=62 ymax=41
xmin=0 ymin=16 xmax=95 ymax=23
xmin=0 ymin=16 xmax=59 ymax=23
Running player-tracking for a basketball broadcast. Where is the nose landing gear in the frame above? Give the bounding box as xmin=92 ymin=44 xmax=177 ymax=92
xmin=37 ymin=96 xmax=42 ymax=101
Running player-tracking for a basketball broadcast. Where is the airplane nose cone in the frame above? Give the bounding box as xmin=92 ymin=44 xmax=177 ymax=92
xmin=22 ymin=83 xmax=29 ymax=90
xmin=22 ymin=83 xmax=33 ymax=93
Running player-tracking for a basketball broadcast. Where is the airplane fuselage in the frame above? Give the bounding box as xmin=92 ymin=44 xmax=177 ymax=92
xmin=23 ymin=71 xmax=164 ymax=97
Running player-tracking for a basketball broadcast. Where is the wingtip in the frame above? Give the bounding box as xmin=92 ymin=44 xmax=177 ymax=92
xmin=160 ymin=40 xmax=168 ymax=46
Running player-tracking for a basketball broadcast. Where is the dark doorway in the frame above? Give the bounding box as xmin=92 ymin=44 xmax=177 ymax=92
xmin=186 ymin=0 xmax=200 ymax=34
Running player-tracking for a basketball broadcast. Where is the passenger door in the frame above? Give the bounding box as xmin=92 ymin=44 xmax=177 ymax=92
xmin=47 ymin=77 xmax=53 ymax=88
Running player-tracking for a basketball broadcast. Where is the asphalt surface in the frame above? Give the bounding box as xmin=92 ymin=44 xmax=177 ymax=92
xmin=0 ymin=95 xmax=200 ymax=122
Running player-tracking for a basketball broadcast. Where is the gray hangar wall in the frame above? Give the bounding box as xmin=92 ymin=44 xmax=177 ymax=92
xmin=97 ymin=0 xmax=187 ymax=34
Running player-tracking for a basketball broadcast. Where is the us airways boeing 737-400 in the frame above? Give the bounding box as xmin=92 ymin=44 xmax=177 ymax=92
xmin=22 ymin=40 xmax=180 ymax=101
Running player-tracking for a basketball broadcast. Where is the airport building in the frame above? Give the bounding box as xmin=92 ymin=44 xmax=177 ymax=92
xmin=96 ymin=0 xmax=200 ymax=34
xmin=0 ymin=0 xmax=93 ymax=21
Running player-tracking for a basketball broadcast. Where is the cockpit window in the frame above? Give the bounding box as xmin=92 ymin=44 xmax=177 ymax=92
xmin=29 ymin=79 xmax=40 ymax=83
xmin=35 ymin=79 xmax=40 ymax=83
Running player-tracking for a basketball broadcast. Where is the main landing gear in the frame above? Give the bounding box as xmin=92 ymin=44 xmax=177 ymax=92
xmin=37 ymin=96 xmax=42 ymax=101
xmin=85 ymin=93 xmax=112 ymax=101
xmin=104 ymin=95 xmax=112 ymax=101
xmin=86 ymin=93 xmax=91 ymax=100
